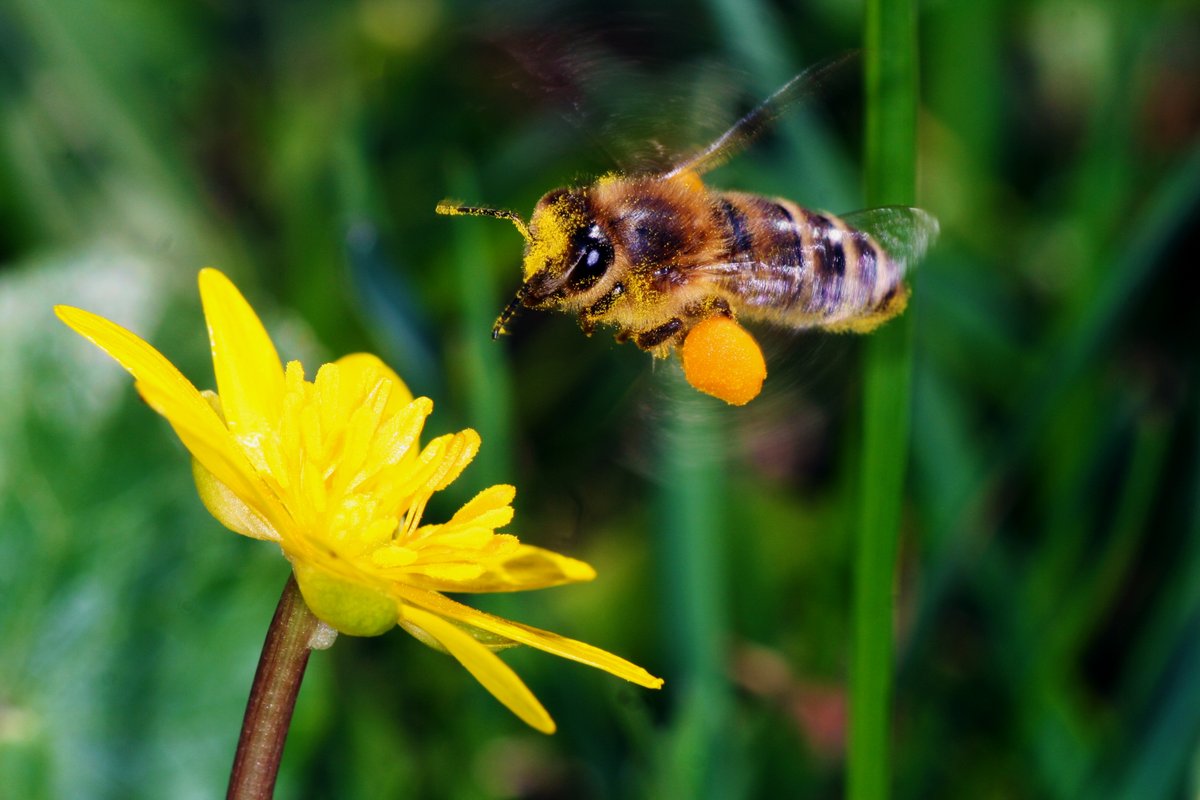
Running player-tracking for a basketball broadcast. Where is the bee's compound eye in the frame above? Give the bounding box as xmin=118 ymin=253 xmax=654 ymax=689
xmin=567 ymin=225 xmax=614 ymax=291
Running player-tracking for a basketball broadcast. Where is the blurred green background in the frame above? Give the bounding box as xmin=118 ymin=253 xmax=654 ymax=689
xmin=2 ymin=0 xmax=1198 ymax=797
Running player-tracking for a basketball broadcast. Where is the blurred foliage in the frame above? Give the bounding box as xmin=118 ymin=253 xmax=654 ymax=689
xmin=2 ymin=0 xmax=1199 ymax=798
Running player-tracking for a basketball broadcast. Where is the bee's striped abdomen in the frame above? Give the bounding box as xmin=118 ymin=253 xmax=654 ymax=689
xmin=710 ymin=191 xmax=906 ymax=330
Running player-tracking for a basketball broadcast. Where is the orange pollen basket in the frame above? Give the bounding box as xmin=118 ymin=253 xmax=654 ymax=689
xmin=680 ymin=317 xmax=767 ymax=406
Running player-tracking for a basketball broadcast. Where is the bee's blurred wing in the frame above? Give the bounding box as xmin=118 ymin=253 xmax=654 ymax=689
xmin=841 ymin=206 xmax=939 ymax=269
xmin=665 ymin=53 xmax=857 ymax=178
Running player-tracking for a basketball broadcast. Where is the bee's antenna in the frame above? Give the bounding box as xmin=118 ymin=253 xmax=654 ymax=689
xmin=436 ymin=201 xmax=532 ymax=243
xmin=492 ymin=284 xmax=530 ymax=340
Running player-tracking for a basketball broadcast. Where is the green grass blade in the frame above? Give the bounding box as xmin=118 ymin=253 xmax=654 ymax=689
xmin=906 ymin=137 xmax=1200 ymax=665
xmin=849 ymin=0 xmax=919 ymax=798
xmin=1095 ymin=394 xmax=1200 ymax=799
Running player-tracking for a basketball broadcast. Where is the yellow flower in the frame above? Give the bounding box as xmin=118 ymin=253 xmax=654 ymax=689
xmin=56 ymin=268 xmax=661 ymax=733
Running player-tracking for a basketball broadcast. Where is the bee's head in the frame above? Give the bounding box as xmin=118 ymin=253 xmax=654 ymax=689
xmin=521 ymin=188 xmax=614 ymax=300
xmin=435 ymin=187 xmax=615 ymax=339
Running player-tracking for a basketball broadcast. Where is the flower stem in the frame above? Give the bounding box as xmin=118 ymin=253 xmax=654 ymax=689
xmin=227 ymin=575 xmax=319 ymax=800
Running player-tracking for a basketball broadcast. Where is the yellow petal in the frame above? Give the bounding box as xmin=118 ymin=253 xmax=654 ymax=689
xmin=409 ymin=563 xmax=485 ymax=583
xmin=435 ymin=429 xmax=481 ymax=491
xmin=424 ymin=525 xmax=498 ymax=550
xmin=449 ymin=484 xmax=516 ymax=529
xmin=370 ymin=544 xmax=419 ymax=568
xmin=408 ymin=431 xmax=481 ymax=497
xmin=55 ymin=305 xmax=283 ymax=529
xmin=335 ymin=353 xmax=413 ymax=414
xmin=371 ymin=397 xmax=433 ymax=470
xmin=401 ymin=604 xmax=555 ymax=734
xmin=420 ymin=545 xmax=596 ymax=593
xmin=192 ymin=459 xmax=280 ymax=541
xmin=133 ymin=378 xmax=289 ymax=533
xmin=197 ymin=268 xmax=285 ymax=437
xmin=57 ymin=305 xmax=211 ymax=419
xmin=395 ymin=586 xmax=663 ymax=689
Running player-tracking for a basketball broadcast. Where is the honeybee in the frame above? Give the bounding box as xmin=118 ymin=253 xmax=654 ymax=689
xmin=437 ymin=64 xmax=938 ymax=359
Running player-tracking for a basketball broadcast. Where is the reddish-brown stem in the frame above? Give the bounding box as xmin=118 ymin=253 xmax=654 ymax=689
xmin=227 ymin=574 xmax=319 ymax=800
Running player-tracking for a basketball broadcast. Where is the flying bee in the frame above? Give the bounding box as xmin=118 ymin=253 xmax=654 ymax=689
xmin=437 ymin=62 xmax=938 ymax=362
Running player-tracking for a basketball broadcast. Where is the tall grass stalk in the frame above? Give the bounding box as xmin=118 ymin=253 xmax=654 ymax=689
xmin=849 ymin=0 xmax=919 ymax=797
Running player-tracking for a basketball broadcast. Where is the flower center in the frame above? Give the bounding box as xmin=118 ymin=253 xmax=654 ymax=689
xmin=238 ymin=360 xmax=432 ymax=559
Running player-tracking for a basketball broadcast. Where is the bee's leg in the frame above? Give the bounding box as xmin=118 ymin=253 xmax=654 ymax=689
xmin=578 ymin=282 xmax=627 ymax=337
xmin=683 ymin=296 xmax=733 ymax=321
xmin=634 ymin=317 xmax=684 ymax=351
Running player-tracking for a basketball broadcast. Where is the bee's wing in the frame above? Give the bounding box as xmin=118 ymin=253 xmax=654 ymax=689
xmin=841 ymin=206 xmax=940 ymax=269
xmin=664 ymin=53 xmax=856 ymax=179
xmin=501 ymin=33 xmax=750 ymax=176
